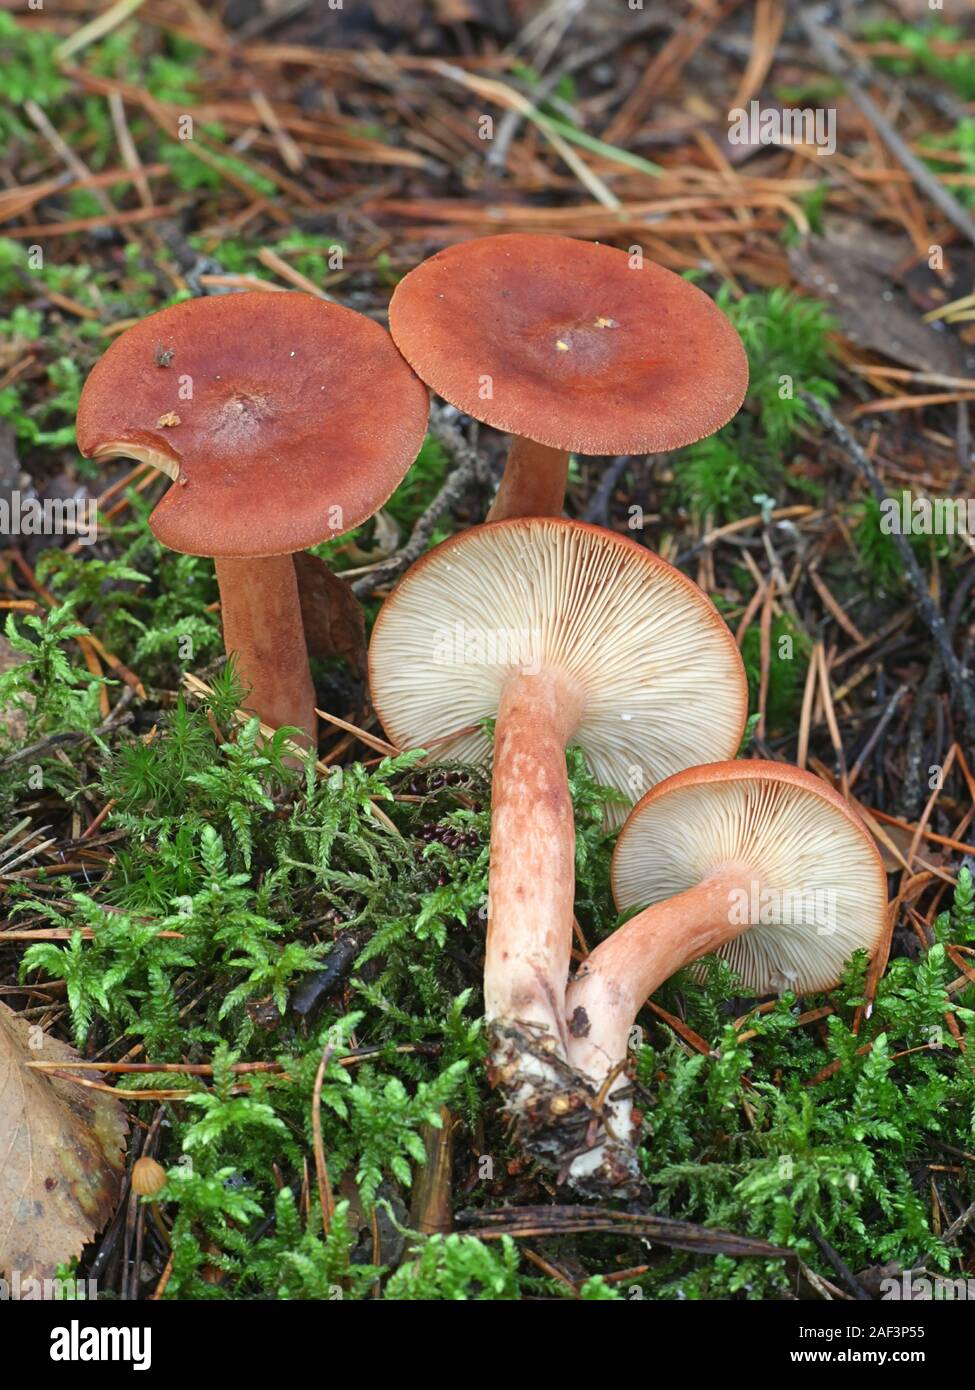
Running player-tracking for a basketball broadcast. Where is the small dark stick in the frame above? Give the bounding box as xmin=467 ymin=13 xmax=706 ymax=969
xmin=290 ymin=931 xmax=362 ymax=1026
xmin=849 ymin=684 xmax=908 ymax=788
xmin=799 ymin=6 xmax=975 ymax=252
xmin=809 ymin=1225 xmax=872 ymax=1301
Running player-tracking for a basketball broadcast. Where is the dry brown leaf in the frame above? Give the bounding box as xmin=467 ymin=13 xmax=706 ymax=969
xmin=0 ymin=1002 xmax=127 ymax=1280
xmin=790 ymin=237 xmax=975 ymax=377
xmin=294 ymin=551 xmax=367 ymax=679
xmin=341 ymin=508 xmax=400 ymax=564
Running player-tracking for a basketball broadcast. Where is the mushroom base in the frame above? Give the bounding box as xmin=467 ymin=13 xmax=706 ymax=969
xmin=494 ymin=867 xmax=756 ymax=1191
xmin=487 ymin=1019 xmax=645 ymax=1198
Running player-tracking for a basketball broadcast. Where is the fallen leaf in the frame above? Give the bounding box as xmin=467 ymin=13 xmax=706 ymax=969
xmin=294 ymin=551 xmax=367 ymax=679
xmin=0 ymin=1002 xmax=127 ymax=1280
xmin=341 ymin=507 xmax=400 ymax=564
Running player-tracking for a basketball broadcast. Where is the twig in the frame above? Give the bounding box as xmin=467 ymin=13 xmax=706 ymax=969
xmin=800 ymin=392 xmax=975 ymax=742
xmin=944 ymin=1199 xmax=975 ymax=1243
xmin=107 ymin=91 xmax=152 ymax=209
xmin=849 ymin=685 xmax=909 ymax=788
xmin=456 ymin=1204 xmax=790 ymax=1260
xmin=21 ymin=100 xmax=126 ymax=237
xmin=0 ymin=711 xmax=133 ymax=767
xmin=809 ymin=1225 xmax=872 ymax=1301
xmin=582 ymin=456 xmax=635 ymax=525
xmin=799 ymin=6 xmax=975 ymax=251
xmin=351 ymin=411 xmax=489 ymax=598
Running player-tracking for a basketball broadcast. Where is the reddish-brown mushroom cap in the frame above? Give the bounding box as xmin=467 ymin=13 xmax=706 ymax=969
xmin=388 ymin=233 xmax=748 ymax=455
xmin=76 ymin=290 xmax=430 ymax=557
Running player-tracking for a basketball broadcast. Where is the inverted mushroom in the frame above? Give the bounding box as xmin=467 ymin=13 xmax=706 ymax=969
xmin=388 ymin=233 xmax=748 ymax=520
xmin=76 ymin=290 xmax=429 ymax=747
xmin=564 ymin=760 xmax=888 ymax=1181
xmin=368 ymin=518 xmax=747 ymax=1119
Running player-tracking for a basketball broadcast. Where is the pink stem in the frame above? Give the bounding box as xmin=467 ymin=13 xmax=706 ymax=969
xmin=565 ymin=870 xmax=752 ymax=1089
xmin=484 ymin=668 xmax=584 ymax=1053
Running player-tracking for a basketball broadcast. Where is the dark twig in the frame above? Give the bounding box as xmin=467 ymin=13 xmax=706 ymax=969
xmin=850 ymin=684 xmax=908 ymax=788
xmin=0 ymin=710 xmax=133 ymax=767
xmin=457 ymin=1204 xmax=791 ymax=1260
xmin=351 ymin=409 xmax=489 ymax=598
xmin=801 ymin=392 xmax=975 ymax=742
xmin=582 ymin=455 xmax=634 ymax=525
xmin=799 ymin=6 xmax=975 ymax=251
xmin=809 ymin=1225 xmax=872 ymax=1301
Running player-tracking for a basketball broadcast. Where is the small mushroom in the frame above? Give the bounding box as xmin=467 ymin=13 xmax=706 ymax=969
xmin=131 ymin=1155 xmax=166 ymax=1198
xmin=131 ymin=1155 xmax=170 ymax=1246
xmin=564 ymin=760 xmax=888 ymax=1181
xmin=388 ymin=233 xmax=747 ymax=520
xmin=76 ymin=291 xmax=429 ymax=747
xmin=368 ymin=518 xmax=747 ymax=1112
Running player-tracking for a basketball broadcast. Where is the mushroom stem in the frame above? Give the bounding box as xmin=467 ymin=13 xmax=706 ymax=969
xmin=486 ymin=437 xmax=569 ymax=521
xmin=566 ymin=867 xmax=753 ymax=1094
xmin=213 ymin=554 xmax=318 ymax=748
xmin=485 ymin=666 xmax=584 ymax=1058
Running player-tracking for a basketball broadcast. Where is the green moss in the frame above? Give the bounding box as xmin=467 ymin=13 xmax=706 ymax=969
xmin=671 ymin=287 xmax=837 ymax=524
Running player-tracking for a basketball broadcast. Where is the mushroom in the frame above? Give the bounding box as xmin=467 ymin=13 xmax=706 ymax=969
xmin=368 ymin=517 xmax=747 ymax=1115
xmin=131 ymin=1155 xmax=169 ymax=1246
xmin=76 ymin=290 xmax=429 ymax=747
xmin=388 ymin=233 xmax=748 ymax=520
xmin=564 ymin=760 xmax=888 ymax=1179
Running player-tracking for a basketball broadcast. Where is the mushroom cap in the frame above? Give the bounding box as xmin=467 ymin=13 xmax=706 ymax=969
xmin=387 ymin=233 xmax=748 ymax=455
xmin=369 ymin=518 xmax=747 ymax=821
xmin=131 ymin=1155 xmax=167 ymax=1198
xmin=76 ymin=291 xmax=430 ymax=558
xmin=612 ymin=760 xmax=888 ymax=995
